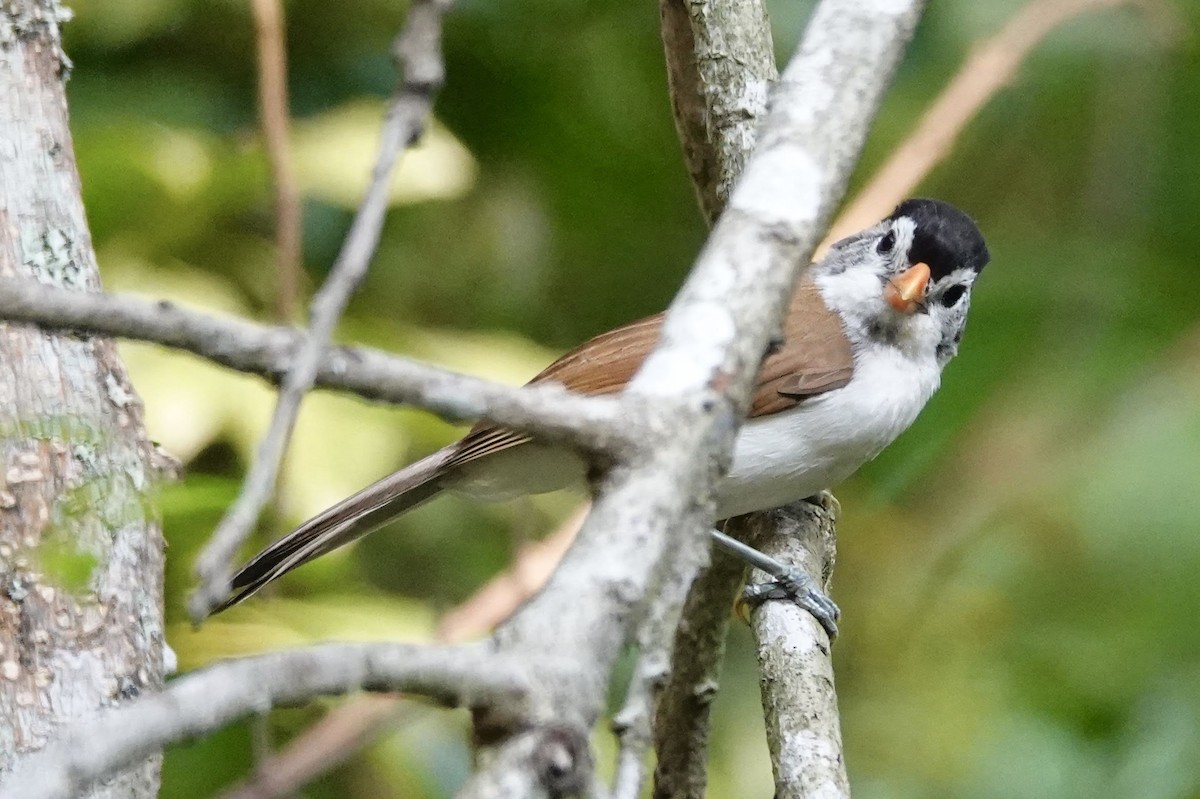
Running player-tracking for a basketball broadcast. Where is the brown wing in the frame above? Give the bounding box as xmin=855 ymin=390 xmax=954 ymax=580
xmin=445 ymin=276 xmax=854 ymax=469
xmin=750 ymin=278 xmax=854 ymax=415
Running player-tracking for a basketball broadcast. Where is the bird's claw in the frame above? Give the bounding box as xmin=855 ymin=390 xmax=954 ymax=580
xmin=738 ymin=568 xmax=840 ymax=641
xmin=804 ymin=490 xmax=841 ymax=521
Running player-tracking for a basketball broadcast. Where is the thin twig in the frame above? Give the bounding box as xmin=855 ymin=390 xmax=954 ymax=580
xmin=0 ymin=642 xmax=527 ymax=799
xmin=251 ymin=0 xmax=303 ymax=322
xmin=822 ymin=0 xmax=1169 ymax=249
xmin=190 ymin=0 xmax=455 ymax=620
xmin=0 ymin=280 xmax=630 ymax=461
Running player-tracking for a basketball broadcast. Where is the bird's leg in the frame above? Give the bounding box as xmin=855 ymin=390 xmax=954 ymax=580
xmin=708 ymin=529 xmax=840 ymax=640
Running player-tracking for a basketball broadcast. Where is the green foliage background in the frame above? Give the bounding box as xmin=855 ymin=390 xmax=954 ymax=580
xmin=60 ymin=0 xmax=1200 ymax=796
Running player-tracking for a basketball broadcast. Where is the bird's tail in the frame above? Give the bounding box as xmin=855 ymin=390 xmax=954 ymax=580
xmin=212 ymin=449 xmax=450 ymax=614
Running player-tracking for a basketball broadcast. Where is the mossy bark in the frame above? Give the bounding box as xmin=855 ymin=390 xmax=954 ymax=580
xmin=0 ymin=3 xmax=166 ymax=797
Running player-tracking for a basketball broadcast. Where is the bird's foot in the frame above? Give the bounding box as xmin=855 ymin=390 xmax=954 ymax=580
xmin=710 ymin=529 xmax=840 ymax=641
xmin=738 ymin=568 xmax=840 ymax=641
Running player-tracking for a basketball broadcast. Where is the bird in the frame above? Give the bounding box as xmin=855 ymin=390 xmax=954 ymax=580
xmin=212 ymin=198 xmax=989 ymax=625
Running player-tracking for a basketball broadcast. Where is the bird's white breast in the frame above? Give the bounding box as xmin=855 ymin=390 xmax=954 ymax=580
xmin=713 ymin=342 xmax=940 ymax=518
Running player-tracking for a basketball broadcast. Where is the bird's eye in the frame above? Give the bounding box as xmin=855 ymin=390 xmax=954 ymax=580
xmin=940 ymin=284 xmax=967 ymax=307
xmin=877 ymin=231 xmax=896 ymax=254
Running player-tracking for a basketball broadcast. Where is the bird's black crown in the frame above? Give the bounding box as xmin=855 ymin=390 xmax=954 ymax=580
xmin=888 ymin=198 xmax=990 ymax=281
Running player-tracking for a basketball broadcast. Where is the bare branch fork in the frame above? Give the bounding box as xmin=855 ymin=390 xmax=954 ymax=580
xmin=0 ymin=0 xmax=926 ymax=797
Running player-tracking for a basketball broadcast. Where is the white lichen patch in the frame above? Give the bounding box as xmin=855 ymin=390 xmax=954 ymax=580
xmin=21 ymin=226 xmax=83 ymax=289
xmin=104 ymin=373 xmax=134 ymax=409
xmin=5 ymin=463 xmax=44 ymax=484
xmin=728 ymin=142 xmax=823 ymax=229
xmin=635 ymin=300 xmax=736 ymax=396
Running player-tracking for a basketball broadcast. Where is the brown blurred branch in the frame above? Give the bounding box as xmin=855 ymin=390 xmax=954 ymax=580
xmin=251 ymin=0 xmax=303 ymax=322
xmin=437 ymin=504 xmax=587 ymax=642
xmin=823 ymin=0 xmax=1173 ymax=250
xmin=218 ymin=697 xmax=406 ymax=799
xmin=191 ymin=0 xmax=455 ymax=621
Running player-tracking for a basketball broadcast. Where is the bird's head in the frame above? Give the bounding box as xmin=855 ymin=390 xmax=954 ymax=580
xmin=814 ymin=198 xmax=990 ymax=364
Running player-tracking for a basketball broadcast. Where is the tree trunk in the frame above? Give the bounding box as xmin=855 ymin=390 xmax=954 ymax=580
xmin=0 ymin=3 xmax=165 ymax=797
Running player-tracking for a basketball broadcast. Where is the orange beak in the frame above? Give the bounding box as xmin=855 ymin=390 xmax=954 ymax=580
xmin=884 ymin=262 xmax=931 ymax=314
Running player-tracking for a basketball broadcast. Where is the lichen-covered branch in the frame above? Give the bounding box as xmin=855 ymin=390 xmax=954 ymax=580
xmin=659 ymin=0 xmax=777 ymax=222
xmin=651 ymin=543 xmax=746 ymax=799
xmin=250 ymin=0 xmax=303 ymax=321
xmin=652 ymin=2 xmax=778 ymax=793
xmin=612 ymin=535 xmax=712 ymax=799
xmin=739 ymin=503 xmax=847 ymax=799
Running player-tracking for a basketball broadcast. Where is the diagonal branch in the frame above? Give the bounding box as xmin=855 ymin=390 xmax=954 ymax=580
xmin=0 ymin=279 xmax=630 ymax=456
xmin=190 ymin=0 xmax=454 ymax=621
xmin=0 ymin=642 xmax=527 ymax=799
xmin=217 ymin=697 xmax=406 ymax=799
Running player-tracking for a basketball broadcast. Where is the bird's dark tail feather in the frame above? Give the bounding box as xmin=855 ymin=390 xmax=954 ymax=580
xmin=212 ymin=450 xmax=451 ymax=614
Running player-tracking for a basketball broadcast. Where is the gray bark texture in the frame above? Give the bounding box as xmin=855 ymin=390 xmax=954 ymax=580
xmin=660 ymin=0 xmax=777 ymax=223
xmin=742 ymin=502 xmax=848 ymax=797
xmin=0 ymin=3 xmax=165 ymax=798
